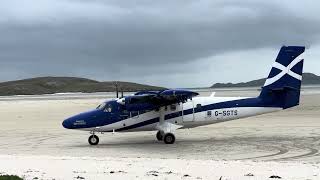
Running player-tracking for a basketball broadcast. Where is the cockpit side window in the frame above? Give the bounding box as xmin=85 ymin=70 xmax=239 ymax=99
xmin=104 ymin=103 xmax=113 ymax=113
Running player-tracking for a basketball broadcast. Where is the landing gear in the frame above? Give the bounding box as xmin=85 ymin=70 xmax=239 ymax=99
xmin=163 ymin=133 xmax=175 ymax=144
xmin=156 ymin=131 xmax=176 ymax=144
xmin=88 ymin=134 xmax=99 ymax=145
xmin=156 ymin=131 xmax=163 ymax=141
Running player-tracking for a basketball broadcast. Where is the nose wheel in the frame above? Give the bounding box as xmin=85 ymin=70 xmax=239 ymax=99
xmin=88 ymin=134 xmax=99 ymax=145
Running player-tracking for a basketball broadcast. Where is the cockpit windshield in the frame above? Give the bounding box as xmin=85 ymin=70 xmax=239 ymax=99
xmin=96 ymin=102 xmax=106 ymax=110
xmin=96 ymin=101 xmax=117 ymax=113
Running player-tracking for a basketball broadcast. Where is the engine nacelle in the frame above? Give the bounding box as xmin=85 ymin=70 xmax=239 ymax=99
xmin=116 ymin=95 xmax=157 ymax=111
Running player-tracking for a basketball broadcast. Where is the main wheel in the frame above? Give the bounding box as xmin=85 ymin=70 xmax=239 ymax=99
xmin=156 ymin=131 xmax=163 ymax=141
xmin=88 ymin=135 xmax=99 ymax=145
xmin=163 ymin=133 xmax=175 ymax=144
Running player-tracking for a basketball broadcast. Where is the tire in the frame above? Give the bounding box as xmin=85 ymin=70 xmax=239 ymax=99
xmin=156 ymin=131 xmax=163 ymax=141
xmin=163 ymin=133 xmax=175 ymax=144
xmin=88 ymin=135 xmax=99 ymax=145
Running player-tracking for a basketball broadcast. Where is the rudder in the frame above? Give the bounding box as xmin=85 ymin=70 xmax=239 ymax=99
xmin=259 ymin=46 xmax=305 ymax=109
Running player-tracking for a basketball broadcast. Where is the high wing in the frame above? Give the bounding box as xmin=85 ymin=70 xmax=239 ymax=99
xmin=117 ymin=89 xmax=199 ymax=111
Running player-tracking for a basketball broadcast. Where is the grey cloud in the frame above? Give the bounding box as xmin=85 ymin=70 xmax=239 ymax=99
xmin=0 ymin=0 xmax=319 ymax=87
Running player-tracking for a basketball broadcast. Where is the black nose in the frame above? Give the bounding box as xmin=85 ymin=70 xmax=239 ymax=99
xmin=62 ymin=119 xmax=72 ymax=129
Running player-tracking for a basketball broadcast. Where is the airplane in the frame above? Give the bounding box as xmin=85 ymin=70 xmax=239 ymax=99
xmin=62 ymin=46 xmax=305 ymax=145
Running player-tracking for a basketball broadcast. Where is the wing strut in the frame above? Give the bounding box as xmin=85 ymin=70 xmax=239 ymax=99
xmin=156 ymin=106 xmax=182 ymax=133
xmin=159 ymin=106 xmax=165 ymax=124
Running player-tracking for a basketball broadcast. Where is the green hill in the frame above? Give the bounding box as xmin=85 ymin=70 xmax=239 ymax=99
xmin=0 ymin=77 xmax=165 ymax=96
xmin=211 ymin=73 xmax=320 ymax=88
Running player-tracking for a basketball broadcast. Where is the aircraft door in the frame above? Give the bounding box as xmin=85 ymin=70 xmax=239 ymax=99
xmin=193 ymin=102 xmax=205 ymax=121
xmin=182 ymin=99 xmax=194 ymax=122
xmin=167 ymin=103 xmax=183 ymax=125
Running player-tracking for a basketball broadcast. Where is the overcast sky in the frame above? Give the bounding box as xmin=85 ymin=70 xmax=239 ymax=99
xmin=0 ymin=0 xmax=320 ymax=88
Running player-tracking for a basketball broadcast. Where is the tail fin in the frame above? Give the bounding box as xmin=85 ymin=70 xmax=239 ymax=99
xmin=259 ymin=46 xmax=305 ymax=109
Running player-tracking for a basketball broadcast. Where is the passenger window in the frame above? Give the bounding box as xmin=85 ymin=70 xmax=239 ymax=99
xmin=170 ymin=104 xmax=176 ymax=111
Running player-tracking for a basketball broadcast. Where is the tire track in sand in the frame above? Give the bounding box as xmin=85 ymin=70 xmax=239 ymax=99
xmin=270 ymin=147 xmax=318 ymax=161
xmin=234 ymin=144 xmax=289 ymax=161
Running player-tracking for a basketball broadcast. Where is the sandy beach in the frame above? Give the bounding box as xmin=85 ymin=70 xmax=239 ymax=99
xmin=1 ymin=89 xmax=320 ymax=179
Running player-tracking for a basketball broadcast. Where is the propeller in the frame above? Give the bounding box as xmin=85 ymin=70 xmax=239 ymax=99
xmin=114 ymin=81 xmax=124 ymax=98
xmin=114 ymin=81 xmax=119 ymax=98
xmin=114 ymin=81 xmax=125 ymax=99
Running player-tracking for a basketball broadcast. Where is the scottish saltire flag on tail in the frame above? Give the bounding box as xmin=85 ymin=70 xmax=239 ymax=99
xmin=260 ymin=46 xmax=305 ymax=109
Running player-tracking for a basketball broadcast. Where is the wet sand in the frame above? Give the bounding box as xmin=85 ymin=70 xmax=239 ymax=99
xmin=0 ymin=90 xmax=320 ymax=179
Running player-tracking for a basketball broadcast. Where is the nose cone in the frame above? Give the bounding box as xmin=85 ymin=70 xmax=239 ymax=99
xmin=62 ymin=118 xmax=72 ymax=129
xmin=62 ymin=109 xmax=103 ymax=129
